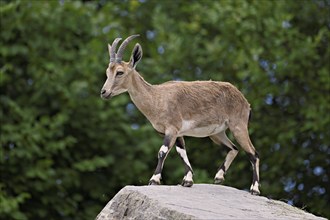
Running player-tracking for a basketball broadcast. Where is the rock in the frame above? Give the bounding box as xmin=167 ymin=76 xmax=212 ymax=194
xmin=96 ymin=184 xmax=325 ymax=220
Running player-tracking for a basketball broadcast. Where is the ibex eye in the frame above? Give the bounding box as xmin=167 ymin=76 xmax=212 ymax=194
xmin=116 ymin=71 xmax=124 ymax=76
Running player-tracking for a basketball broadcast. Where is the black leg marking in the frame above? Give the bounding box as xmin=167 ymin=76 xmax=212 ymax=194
xmin=218 ymin=160 xmax=226 ymax=174
xmin=214 ymin=146 xmax=238 ymax=184
xmin=221 ymin=144 xmax=237 ymax=169
xmin=163 ymin=135 xmax=171 ymax=147
xmin=247 ymin=152 xmax=259 ymax=183
xmin=175 ymin=138 xmax=193 ymax=174
xmin=149 ymin=135 xmax=174 ymax=185
xmin=210 ymin=133 xmax=239 ymax=185
xmin=175 ymin=137 xmax=194 ymax=187
xmin=157 ymin=136 xmax=170 ymax=162
xmin=247 ymin=151 xmax=260 ymax=195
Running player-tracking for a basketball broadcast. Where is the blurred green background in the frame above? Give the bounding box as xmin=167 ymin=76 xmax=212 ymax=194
xmin=1 ymin=0 xmax=329 ymax=219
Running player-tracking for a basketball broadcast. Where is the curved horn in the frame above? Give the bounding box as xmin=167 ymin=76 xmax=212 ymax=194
xmin=116 ymin=34 xmax=140 ymax=63
xmin=110 ymin=38 xmax=122 ymax=63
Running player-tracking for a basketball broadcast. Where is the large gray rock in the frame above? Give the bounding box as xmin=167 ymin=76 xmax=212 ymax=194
xmin=96 ymin=184 xmax=325 ymax=220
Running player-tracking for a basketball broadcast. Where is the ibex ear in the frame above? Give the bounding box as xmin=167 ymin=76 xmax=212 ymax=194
xmin=108 ymin=44 xmax=111 ymax=58
xmin=129 ymin=43 xmax=143 ymax=69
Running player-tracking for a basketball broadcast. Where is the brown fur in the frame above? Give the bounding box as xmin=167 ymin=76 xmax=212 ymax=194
xmin=101 ymin=39 xmax=260 ymax=195
xmin=123 ymin=73 xmax=251 ymax=135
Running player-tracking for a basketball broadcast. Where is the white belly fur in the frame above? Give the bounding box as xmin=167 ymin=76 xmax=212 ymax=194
xmin=178 ymin=120 xmax=228 ymax=137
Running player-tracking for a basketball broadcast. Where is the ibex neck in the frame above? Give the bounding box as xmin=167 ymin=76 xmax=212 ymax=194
xmin=128 ymin=71 xmax=155 ymax=115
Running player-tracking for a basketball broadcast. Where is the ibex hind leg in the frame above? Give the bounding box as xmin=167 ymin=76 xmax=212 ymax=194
xmin=210 ymin=131 xmax=238 ymax=184
xmin=230 ymin=123 xmax=260 ymax=195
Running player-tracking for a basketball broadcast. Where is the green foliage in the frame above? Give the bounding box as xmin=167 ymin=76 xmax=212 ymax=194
xmin=1 ymin=0 xmax=329 ymax=219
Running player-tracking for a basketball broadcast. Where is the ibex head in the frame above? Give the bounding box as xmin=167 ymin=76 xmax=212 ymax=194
xmin=100 ymin=35 xmax=142 ymax=99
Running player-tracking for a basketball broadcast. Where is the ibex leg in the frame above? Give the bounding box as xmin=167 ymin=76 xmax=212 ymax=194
xmin=210 ymin=131 xmax=238 ymax=184
xmin=230 ymin=124 xmax=260 ymax=195
xmin=175 ymin=137 xmax=194 ymax=187
xmin=149 ymin=130 xmax=176 ymax=185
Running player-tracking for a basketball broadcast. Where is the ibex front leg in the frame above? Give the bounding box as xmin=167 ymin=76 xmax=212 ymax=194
xmin=175 ymin=137 xmax=194 ymax=187
xmin=149 ymin=130 xmax=177 ymax=185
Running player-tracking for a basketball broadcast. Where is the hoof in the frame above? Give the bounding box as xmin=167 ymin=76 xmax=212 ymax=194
xmin=250 ymin=189 xmax=260 ymax=195
xmin=214 ymin=177 xmax=225 ymax=184
xmin=148 ymin=180 xmax=160 ymax=185
xmin=181 ymin=180 xmax=193 ymax=187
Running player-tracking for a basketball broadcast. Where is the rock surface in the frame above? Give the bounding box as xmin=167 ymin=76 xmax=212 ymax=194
xmin=96 ymin=184 xmax=325 ymax=220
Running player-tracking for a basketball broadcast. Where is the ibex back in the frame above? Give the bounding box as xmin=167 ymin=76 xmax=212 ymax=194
xmin=101 ymin=35 xmax=260 ymax=195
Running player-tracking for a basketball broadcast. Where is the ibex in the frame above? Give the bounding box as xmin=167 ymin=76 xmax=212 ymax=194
xmin=101 ymin=35 xmax=260 ymax=195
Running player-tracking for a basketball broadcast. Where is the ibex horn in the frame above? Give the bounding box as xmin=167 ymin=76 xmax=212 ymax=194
xmin=110 ymin=38 xmax=122 ymax=63
xmin=116 ymin=34 xmax=140 ymax=63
